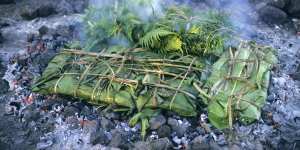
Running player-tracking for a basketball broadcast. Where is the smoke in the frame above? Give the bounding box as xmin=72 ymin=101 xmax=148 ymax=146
xmin=83 ymin=0 xmax=258 ymax=50
xmin=222 ymin=0 xmax=258 ymax=39
xmin=88 ymin=0 xmax=165 ymax=21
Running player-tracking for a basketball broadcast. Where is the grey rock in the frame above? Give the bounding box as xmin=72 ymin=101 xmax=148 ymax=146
xmin=149 ymin=115 xmax=166 ymax=130
xmin=53 ymin=24 xmax=74 ymax=37
xmin=90 ymin=128 xmax=110 ymax=145
xmin=228 ymin=144 xmax=241 ymax=150
xmin=294 ymin=19 xmax=300 ymax=32
xmin=0 ymin=32 xmax=3 ymax=43
xmin=292 ymin=72 xmax=300 ymax=81
xmin=258 ymin=5 xmax=288 ymax=24
xmin=150 ymin=138 xmax=172 ymax=150
xmin=0 ymin=59 xmax=5 ymax=77
xmin=287 ymin=0 xmax=300 ymax=18
xmin=167 ymin=118 xmax=188 ymax=137
xmin=188 ymin=136 xmax=210 ymax=150
xmin=109 ymin=129 xmax=129 ymax=149
xmin=23 ymin=106 xmax=41 ymax=122
xmin=133 ymin=141 xmax=151 ymax=150
xmin=157 ymin=125 xmax=171 ymax=138
xmin=38 ymin=25 xmax=49 ymax=36
xmin=80 ymin=105 xmax=92 ymax=116
xmin=20 ymin=3 xmax=57 ymax=20
xmin=83 ymin=120 xmax=99 ymax=132
xmin=57 ymin=0 xmax=88 ymax=14
xmin=63 ymin=106 xmax=79 ymax=118
xmin=36 ymin=140 xmax=53 ymax=150
xmin=291 ymin=59 xmax=300 ymax=80
xmin=0 ymin=0 xmax=14 ymax=4
xmin=104 ymin=112 xmax=120 ymax=120
xmin=65 ymin=116 xmax=79 ymax=130
xmin=0 ymin=141 xmax=9 ymax=150
xmin=0 ymin=79 xmax=9 ymax=95
xmin=267 ymin=0 xmax=286 ymax=9
xmin=167 ymin=118 xmax=178 ymax=128
xmin=101 ymin=117 xmax=114 ymax=131
xmin=196 ymin=127 xmax=206 ymax=135
xmin=18 ymin=0 xmax=88 ymax=20
xmin=208 ymin=141 xmax=222 ymax=150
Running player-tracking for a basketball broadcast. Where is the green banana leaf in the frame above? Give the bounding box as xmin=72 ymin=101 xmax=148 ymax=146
xmin=32 ymin=49 xmax=204 ymax=117
xmin=33 ymin=41 xmax=276 ymax=136
xmin=197 ymin=42 xmax=277 ymax=129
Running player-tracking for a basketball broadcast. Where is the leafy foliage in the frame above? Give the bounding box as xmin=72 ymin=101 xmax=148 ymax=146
xmin=139 ymin=28 xmax=177 ymax=48
xmin=82 ymin=1 xmax=231 ymax=56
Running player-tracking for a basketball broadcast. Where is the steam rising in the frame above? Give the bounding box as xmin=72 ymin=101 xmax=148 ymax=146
xmin=89 ymin=0 xmax=165 ymax=21
xmin=83 ymin=0 xmax=258 ymax=50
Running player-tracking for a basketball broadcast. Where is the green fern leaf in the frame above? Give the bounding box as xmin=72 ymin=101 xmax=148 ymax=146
xmin=139 ymin=28 xmax=176 ymax=48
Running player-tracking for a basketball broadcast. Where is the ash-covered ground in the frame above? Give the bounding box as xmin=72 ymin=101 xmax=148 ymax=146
xmin=0 ymin=0 xmax=300 ymax=150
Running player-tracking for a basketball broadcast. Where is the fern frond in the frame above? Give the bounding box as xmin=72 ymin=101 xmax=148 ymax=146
xmin=139 ymin=28 xmax=176 ymax=48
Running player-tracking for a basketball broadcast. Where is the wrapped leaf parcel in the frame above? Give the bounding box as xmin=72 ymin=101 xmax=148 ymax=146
xmin=195 ymin=42 xmax=277 ymax=129
xmin=32 ymin=49 xmax=204 ymax=117
xmin=33 ymin=42 xmax=276 ymax=132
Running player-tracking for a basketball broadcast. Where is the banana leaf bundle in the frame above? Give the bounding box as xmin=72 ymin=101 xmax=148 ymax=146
xmin=32 ymin=49 xmax=204 ymax=137
xmin=33 ymin=41 xmax=276 ymax=137
xmin=196 ymin=42 xmax=277 ymax=129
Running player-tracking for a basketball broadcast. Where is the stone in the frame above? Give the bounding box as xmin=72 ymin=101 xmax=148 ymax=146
xmin=258 ymin=5 xmax=288 ymax=24
xmin=53 ymin=24 xmax=74 ymax=37
xmin=38 ymin=26 xmax=49 ymax=36
xmin=57 ymin=0 xmax=88 ymax=14
xmin=287 ymin=0 xmax=300 ymax=18
xmin=267 ymin=0 xmax=286 ymax=9
xmin=188 ymin=136 xmax=210 ymax=150
xmin=0 ymin=79 xmax=9 ymax=95
xmin=83 ymin=120 xmax=99 ymax=133
xmin=22 ymin=105 xmax=41 ymax=122
xmin=18 ymin=0 xmax=88 ymax=20
xmin=63 ymin=106 xmax=79 ymax=118
xmin=157 ymin=125 xmax=171 ymax=138
xmin=36 ymin=140 xmax=53 ymax=150
xmin=149 ymin=115 xmax=166 ymax=130
xmin=167 ymin=118 xmax=189 ymax=137
xmin=0 ymin=32 xmax=3 ymax=43
xmin=104 ymin=112 xmax=120 ymax=120
xmin=20 ymin=4 xmax=57 ymax=20
xmin=65 ymin=116 xmax=79 ymax=130
xmin=80 ymin=105 xmax=92 ymax=115
xmin=149 ymin=138 xmax=172 ymax=150
xmin=0 ymin=58 xmax=5 ymax=77
xmin=101 ymin=117 xmax=114 ymax=131
xmin=109 ymin=129 xmax=129 ymax=149
xmin=293 ymin=19 xmax=300 ymax=32
xmin=0 ymin=0 xmax=14 ymax=4
xmin=133 ymin=141 xmax=151 ymax=150
xmin=90 ymin=128 xmax=110 ymax=145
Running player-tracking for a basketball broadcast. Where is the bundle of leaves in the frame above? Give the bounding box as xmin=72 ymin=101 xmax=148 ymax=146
xmin=32 ymin=42 xmax=276 ymax=137
xmin=81 ymin=0 xmax=231 ymax=56
xmin=196 ymin=42 xmax=277 ymax=129
xmin=32 ymin=48 xmax=204 ymax=138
